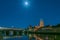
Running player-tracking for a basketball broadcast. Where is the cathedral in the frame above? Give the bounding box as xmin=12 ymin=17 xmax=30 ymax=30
xmin=34 ymin=19 xmax=44 ymax=31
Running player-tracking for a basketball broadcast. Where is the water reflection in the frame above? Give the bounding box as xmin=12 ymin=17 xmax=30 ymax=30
xmin=27 ymin=34 xmax=60 ymax=40
xmin=0 ymin=34 xmax=60 ymax=40
xmin=28 ymin=34 xmax=43 ymax=40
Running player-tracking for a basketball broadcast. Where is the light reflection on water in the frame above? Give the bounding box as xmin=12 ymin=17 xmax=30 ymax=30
xmin=1 ymin=34 xmax=60 ymax=40
xmin=4 ymin=36 xmax=28 ymax=40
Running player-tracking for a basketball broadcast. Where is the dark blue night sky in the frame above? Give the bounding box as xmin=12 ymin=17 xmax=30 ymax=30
xmin=0 ymin=0 xmax=60 ymax=28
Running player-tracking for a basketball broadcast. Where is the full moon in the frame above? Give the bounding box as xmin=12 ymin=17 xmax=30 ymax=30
xmin=25 ymin=1 xmax=28 ymax=6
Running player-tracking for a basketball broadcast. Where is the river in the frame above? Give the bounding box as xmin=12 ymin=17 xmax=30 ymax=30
xmin=1 ymin=34 xmax=60 ymax=40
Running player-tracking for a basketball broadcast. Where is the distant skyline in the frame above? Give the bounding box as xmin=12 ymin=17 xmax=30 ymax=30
xmin=0 ymin=0 xmax=60 ymax=28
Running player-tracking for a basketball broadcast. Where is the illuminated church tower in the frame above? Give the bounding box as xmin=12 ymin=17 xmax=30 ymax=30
xmin=39 ymin=19 xmax=44 ymax=28
xmin=34 ymin=19 xmax=44 ymax=31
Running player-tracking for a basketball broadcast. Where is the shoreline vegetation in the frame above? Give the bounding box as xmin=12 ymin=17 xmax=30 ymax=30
xmin=26 ymin=24 xmax=60 ymax=33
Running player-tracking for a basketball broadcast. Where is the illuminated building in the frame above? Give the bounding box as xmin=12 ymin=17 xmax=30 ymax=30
xmin=34 ymin=19 xmax=44 ymax=31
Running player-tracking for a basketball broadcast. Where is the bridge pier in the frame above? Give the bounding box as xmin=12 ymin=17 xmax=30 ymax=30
xmin=13 ymin=30 xmax=23 ymax=36
xmin=9 ymin=31 xmax=13 ymax=36
xmin=16 ymin=30 xmax=23 ymax=36
xmin=3 ymin=30 xmax=13 ymax=36
xmin=5 ymin=31 xmax=10 ymax=36
xmin=16 ymin=31 xmax=20 ymax=36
